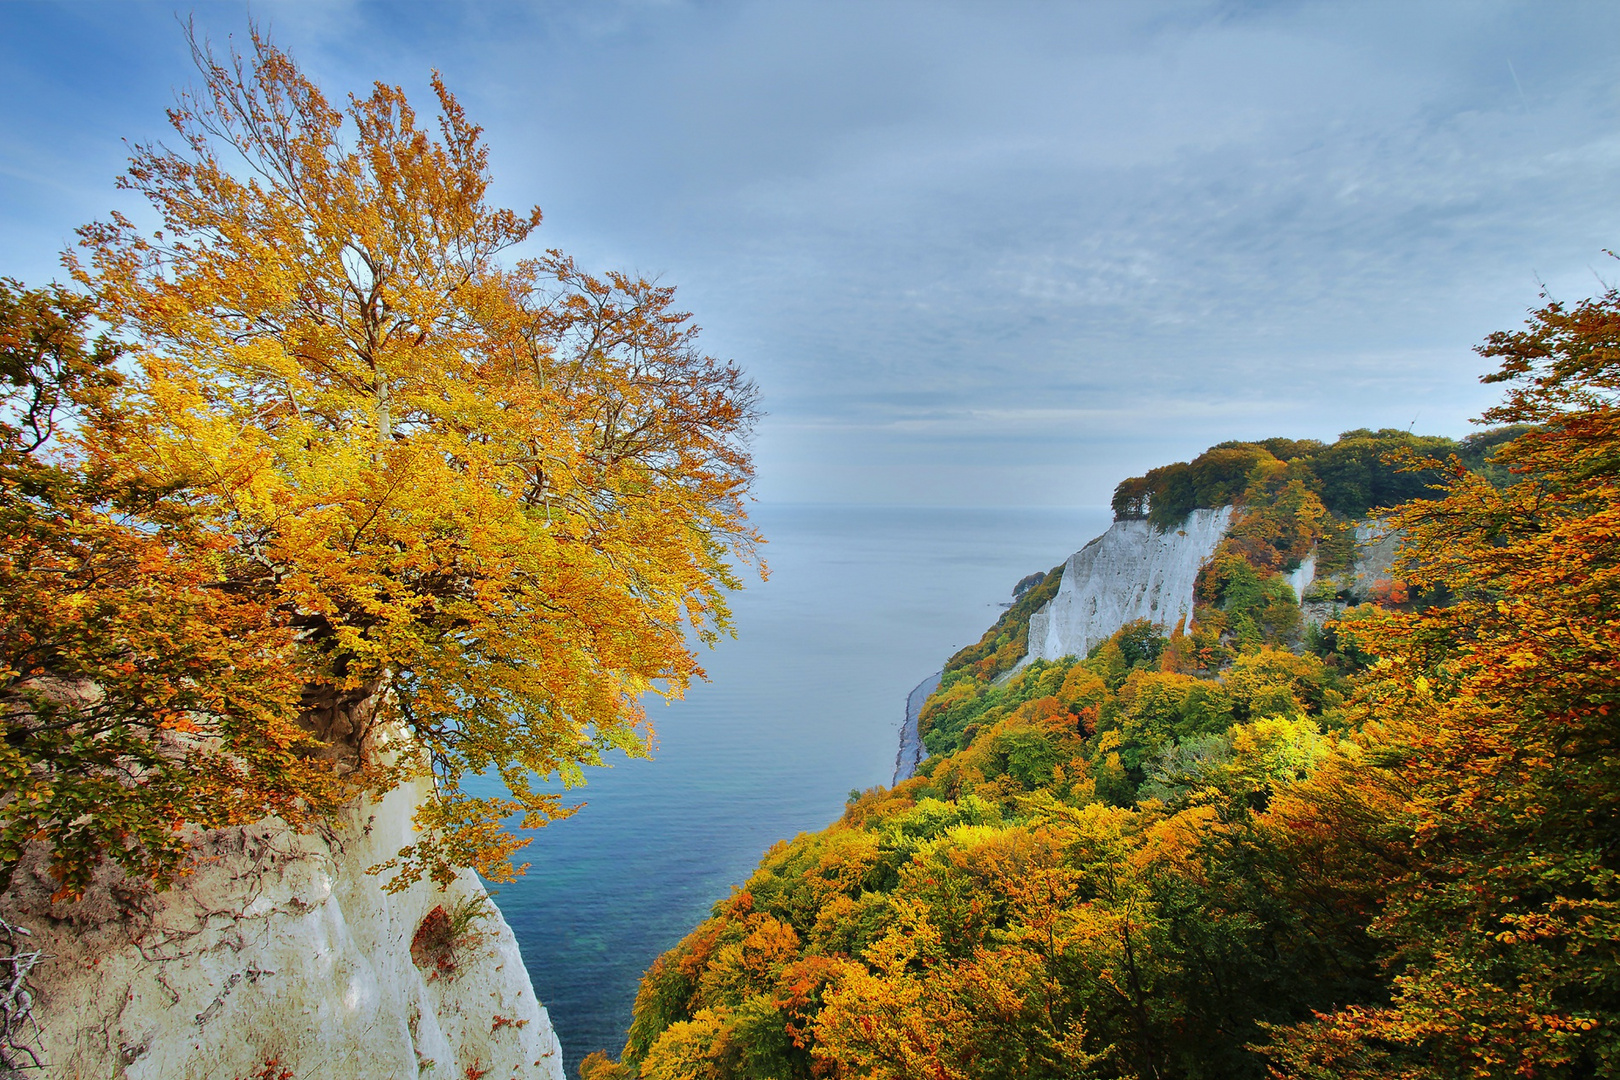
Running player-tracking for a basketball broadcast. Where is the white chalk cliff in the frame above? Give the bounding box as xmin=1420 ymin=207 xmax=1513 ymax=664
xmin=891 ymin=507 xmax=1235 ymax=785
xmin=892 ymin=508 xmax=1407 ymax=783
xmin=2 ymin=738 xmax=564 ymax=1080
xmin=1025 ymin=507 xmax=1235 ymax=664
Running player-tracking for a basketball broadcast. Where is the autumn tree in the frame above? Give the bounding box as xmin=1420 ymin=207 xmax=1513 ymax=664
xmin=0 ymin=280 xmax=349 ymax=899
xmin=68 ymin=29 xmax=759 ymax=888
xmin=1265 ymin=289 xmax=1620 ymax=1078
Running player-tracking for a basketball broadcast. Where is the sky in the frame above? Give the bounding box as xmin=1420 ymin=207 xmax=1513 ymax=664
xmin=4 ymin=1 xmax=1620 ymax=506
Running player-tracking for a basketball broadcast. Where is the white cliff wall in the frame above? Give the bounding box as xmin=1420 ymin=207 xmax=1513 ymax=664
xmin=894 ymin=509 xmax=1404 ymax=779
xmin=1295 ymin=523 xmax=1404 ymax=626
xmin=1347 ymin=524 xmax=1401 ymax=598
xmin=1025 ymin=506 xmax=1234 ymax=664
xmin=3 ymin=750 xmax=564 ymax=1080
xmin=1284 ymin=552 xmax=1318 ymax=601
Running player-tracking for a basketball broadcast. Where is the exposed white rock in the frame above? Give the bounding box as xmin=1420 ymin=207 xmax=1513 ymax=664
xmin=1283 ymin=525 xmax=1401 ymax=606
xmin=1298 ymin=523 xmax=1406 ymax=627
xmin=1025 ymin=507 xmax=1234 ymax=664
xmin=892 ymin=509 xmax=1417 ymax=777
xmin=1284 ymin=552 xmax=1318 ymax=601
xmin=1347 ymin=523 xmax=1401 ymax=598
xmin=2 ymin=765 xmax=564 ymax=1080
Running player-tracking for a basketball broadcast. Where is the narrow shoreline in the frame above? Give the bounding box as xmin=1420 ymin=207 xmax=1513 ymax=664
xmin=892 ymin=671 xmax=942 ymax=785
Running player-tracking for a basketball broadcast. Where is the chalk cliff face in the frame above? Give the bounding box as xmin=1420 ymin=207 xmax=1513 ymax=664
xmin=1347 ymin=524 xmax=1401 ymax=598
xmin=2 ymin=741 xmax=564 ymax=1080
xmin=1293 ymin=523 xmax=1402 ymax=626
xmin=891 ymin=508 xmax=1234 ymax=785
xmin=892 ymin=509 xmax=1407 ymax=785
xmin=1025 ymin=507 xmax=1235 ymax=664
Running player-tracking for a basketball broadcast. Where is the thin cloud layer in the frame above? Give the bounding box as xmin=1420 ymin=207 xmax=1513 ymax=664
xmin=3 ymin=0 xmax=1618 ymax=504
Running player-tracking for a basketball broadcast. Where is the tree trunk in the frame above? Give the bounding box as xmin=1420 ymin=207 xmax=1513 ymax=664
xmin=297 ymin=677 xmax=386 ymax=774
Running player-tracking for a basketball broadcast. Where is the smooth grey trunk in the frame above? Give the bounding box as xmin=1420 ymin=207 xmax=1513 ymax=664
xmin=375 ymin=372 xmax=392 ymax=441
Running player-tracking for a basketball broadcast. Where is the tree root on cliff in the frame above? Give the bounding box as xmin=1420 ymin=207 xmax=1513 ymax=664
xmin=0 ymin=917 xmax=46 ymax=1077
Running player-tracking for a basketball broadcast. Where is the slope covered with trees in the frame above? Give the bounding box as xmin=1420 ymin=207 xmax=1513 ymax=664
xmin=588 ymin=288 xmax=1618 ymax=1079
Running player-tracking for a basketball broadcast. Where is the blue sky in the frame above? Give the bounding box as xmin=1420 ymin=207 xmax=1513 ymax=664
xmin=4 ymin=1 xmax=1619 ymax=505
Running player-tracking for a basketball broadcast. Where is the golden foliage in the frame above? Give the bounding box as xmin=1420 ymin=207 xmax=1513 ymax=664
xmin=56 ymin=27 xmax=759 ymax=887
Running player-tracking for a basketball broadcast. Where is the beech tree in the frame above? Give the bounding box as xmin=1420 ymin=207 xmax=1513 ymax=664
xmin=1265 ymin=290 xmax=1620 ymax=1078
xmin=0 ymin=281 xmax=349 ymax=899
xmin=67 ymin=29 xmax=760 ymax=889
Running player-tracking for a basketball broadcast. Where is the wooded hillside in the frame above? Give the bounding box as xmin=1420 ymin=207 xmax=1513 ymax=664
xmin=588 ymin=287 xmax=1620 ymax=1080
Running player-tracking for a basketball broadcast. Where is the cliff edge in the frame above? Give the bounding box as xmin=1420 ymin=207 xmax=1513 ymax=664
xmin=1026 ymin=507 xmax=1234 ymax=664
xmin=1 ymin=744 xmax=564 ymax=1080
xmin=891 ymin=508 xmax=1409 ymax=784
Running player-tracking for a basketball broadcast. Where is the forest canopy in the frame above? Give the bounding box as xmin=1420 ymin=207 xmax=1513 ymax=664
xmin=591 ymin=284 xmax=1620 ymax=1080
xmin=1109 ymin=428 xmax=1471 ymax=527
xmin=0 ymin=30 xmax=760 ymax=897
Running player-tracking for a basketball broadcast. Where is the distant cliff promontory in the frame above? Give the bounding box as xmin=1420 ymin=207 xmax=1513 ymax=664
xmin=1025 ymin=506 xmax=1233 ymax=666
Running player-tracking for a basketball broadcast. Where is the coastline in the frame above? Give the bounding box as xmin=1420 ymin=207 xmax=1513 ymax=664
xmin=892 ymin=671 xmax=942 ymax=785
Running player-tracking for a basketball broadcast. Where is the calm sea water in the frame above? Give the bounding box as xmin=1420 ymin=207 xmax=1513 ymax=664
xmin=489 ymin=503 xmax=1113 ymax=1078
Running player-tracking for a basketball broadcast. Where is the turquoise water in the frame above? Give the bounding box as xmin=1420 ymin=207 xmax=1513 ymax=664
xmin=492 ymin=503 xmax=1113 ymax=1077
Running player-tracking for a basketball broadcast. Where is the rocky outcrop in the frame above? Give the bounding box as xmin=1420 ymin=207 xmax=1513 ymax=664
xmin=890 ymin=510 xmax=1414 ymax=783
xmin=893 ymin=672 xmax=942 ymax=785
xmin=1296 ymin=523 xmax=1404 ymax=627
xmin=1346 ymin=524 xmax=1401 ymax=599
xmin=1 ymin=734 xmax=563 ymax=1080
xmin=1284 ymin=552 xmax=1318 ymax=601
xmin=1025 ymin=507 xmax=1235 ymax=664
xmin=890 ymin=509 xmax=1232 ymax=784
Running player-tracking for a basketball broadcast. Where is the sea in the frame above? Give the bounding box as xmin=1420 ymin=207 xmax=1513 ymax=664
xmin=487 ymin=502 xmax=1114 ymax=1078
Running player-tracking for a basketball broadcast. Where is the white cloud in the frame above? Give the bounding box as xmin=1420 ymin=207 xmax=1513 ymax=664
xmin=3 ymin=0 xmax=1616 ymax=504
